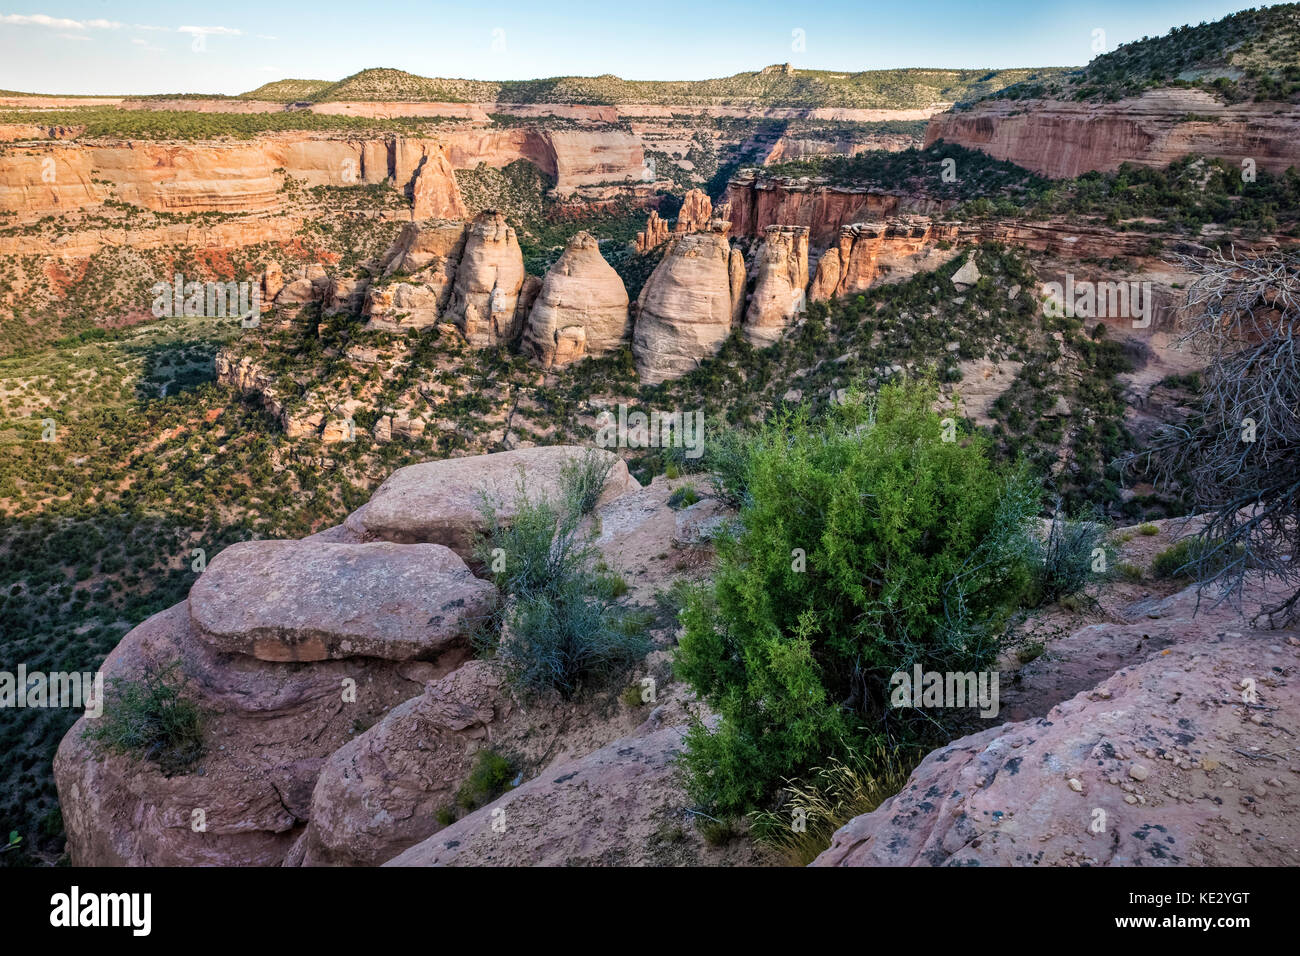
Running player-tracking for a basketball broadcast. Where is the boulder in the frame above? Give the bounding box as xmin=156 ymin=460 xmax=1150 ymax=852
xmin=189 ymin=540 xmax=496 ymax=662
xmin=813 ymin=631 xmax=1300 ymax=867
xmin=347 ymin=446 xmax=637 ymax=558
xmin=633 ymin=228 xmax=741 ymax=384
xmin=744 ymin=224 xmax=809 ymax=346
xmin=524 ymin=231 xmax=630 ymax=368
xmin=54 ymin=602 xmax=421 ymax=866
xmin=447 ymin=209 xmax=527 ymax=347
xmin=291 ymin=660 xmax=511 ymax=866
xmin=384 ymin=725 xmax=765 ymax=866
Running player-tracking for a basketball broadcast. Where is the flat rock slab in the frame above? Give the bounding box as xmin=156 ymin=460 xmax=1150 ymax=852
xmin=813 ymin=631 xmax=1300 ymax=867
xmin=190 ymin=540 xmax=495 ymax=662
xmin=348 ymin=446 xmax=637 ymax=558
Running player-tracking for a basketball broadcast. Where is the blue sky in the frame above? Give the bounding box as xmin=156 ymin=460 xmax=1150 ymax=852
xmin=0 ymin=1 xmax=1278 ymax=95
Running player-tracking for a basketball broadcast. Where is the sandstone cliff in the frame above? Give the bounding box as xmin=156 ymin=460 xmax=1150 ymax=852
xmin=523 ymin=231 xmax=630 ymax=367
xmin=924 ymin=87 xmax=1300 ymax=179
xmin=809 ymin=216 xmax=958 ymax=301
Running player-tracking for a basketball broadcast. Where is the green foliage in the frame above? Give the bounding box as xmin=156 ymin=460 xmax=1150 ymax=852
xmin=249 ymin=65 xmax=1071 ymax=110
xmin=455 ymin=749 xmax=515 ymax=810
xmin=472 ymin=464 xmax=650 ymax=699
xmin=83 ymin=662 xmax=205 ymax=775
xmin=989 ymin=4 xmax=1300 ymax=104
xmin=675 ymin=381 xmax=1040 ymax=814
xmin=1032 ymin=509 xmax=1115 ymax=605
xmin=667 ymin=484 xmax=700 ymax=510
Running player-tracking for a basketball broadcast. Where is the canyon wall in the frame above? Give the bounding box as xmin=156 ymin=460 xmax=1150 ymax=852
xmin=924 ymin=88 xmax=1300 ymax=179
xmin=725 ymin=170 xmax=952 ymax=245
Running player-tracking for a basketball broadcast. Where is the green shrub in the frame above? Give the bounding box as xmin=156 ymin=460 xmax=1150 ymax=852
xmin=83 ymin=661 xmax=204 ymax=775
xmin=1150 ymin=536 xmax=1243 ymax=580
xmin=456 ymin=749 xmax=515 ymax=810
xmin=472 ymin=464 xmax=650 ymax=699
xmin=560 ymin=448 xmax=614 ymax=516
xmin=667 ymin=484 xmax=700 ymax=510
xmin=1033 ymin=510 xmax=1115 ymax=605
xmin=675 ymin=381 xmax=1039 ymax=815
xmin=1138 ymin=522 xmax=1160 ymax=536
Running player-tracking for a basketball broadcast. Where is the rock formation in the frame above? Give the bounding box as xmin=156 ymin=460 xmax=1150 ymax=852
xmin=53 ymin=601 xmax=421 ymax=866
xmin=674 ymin=188 xmax=713 ymax=235
xmin=409 ymin=145 xmax=468 ymax=220
xmin=188 ymin=540 xmax=495 ymax=662
xmin=291 ymin=660 xmax=512 ymax=867
xmin=345 ymin=446 xmax=636 ymax=558
xmin=814 ymin=623 xmax=1300 ymax=867
xmin=446 ymin=210 xmax=527 ymax=347
xmin=384 ymin=723 xmax=762 ymax=866
xmin=808 ymin=217 xmax=957 ymax=301
xmin=924 ymin=87 xmax=1300 ymax=179
xmin=523 ymin=231 xmax=631 ymax=367
xmin=634 ymin=209 xmax=670 ymax=254
xmin=633 ymin=227 xmax=744 ymax=385
xmin=743 ymin=225 xmax=809 ymax=347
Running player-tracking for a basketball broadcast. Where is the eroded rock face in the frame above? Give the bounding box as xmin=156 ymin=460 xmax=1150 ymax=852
xmin=674 ymin=188 xmax=713 ymax=234
xmin=346 ymin=446 xmax=637 ymax=558
xmin=634 ymin=209 xmax=670 ymax=253
xmin=384 ymin=724 xmax=764 ymax=867
xmin=524 ymin=231 xmax=630 ymax=367
xmin=189 ymin=540 xmax=496 ymax=662
xmin=409 ymin=145 xmax=468 ymax=220
xmin=447 ymin=210 xmax=527 ymax=347
xmin=924 ymin=88 xmax=1300 ymax=179
xmin=53 ymin=602 xmax=421 ymax=866
xmin=813 ymin=630 xmax=1300 ymax=867
xmin=292 ymin=660 xmax=511 ymax=866
xmin=744 ymin=224 xmax=809 ymax=347
xmin=633 ymin=228 xmax=743 ymax=384
xmin=364 ymin=221 xmax=469 ymax=332
xmin=808 ymin=216 xmax=958 ymax=300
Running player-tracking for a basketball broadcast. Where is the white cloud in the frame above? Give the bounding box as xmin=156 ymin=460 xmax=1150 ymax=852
xmin=177 ymin=25 xmax=243 ymax=37
xmin=0 ymin=13 xmax=123 ymax=29
xmin=55 ymin=31 xmax=91 ymax=41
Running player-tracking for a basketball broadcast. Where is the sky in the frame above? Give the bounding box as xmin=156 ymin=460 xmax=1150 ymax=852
xmin=0 ymin=1 xmax=1280 ymax=96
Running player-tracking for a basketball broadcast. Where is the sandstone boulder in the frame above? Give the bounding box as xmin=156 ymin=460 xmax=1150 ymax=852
xmin=744 ymin=224 xmax=809 ymax=346
xmin=347 ymin=446 xmax=637 ymax=558
xmin=524 ymin=231 xmax=630 ymax=367
xmin=384 ymin=724 xmax=766 ymax=866
xmin=813 ymin=631 xmax=1300 ymax=867
xmin=54 ymin=601 xmax=421 ymax=866
xmin=189 ymin=540 xmax=496 ymax=662
xmin=447 ymin=209 xmax=527 ymax=347
xmin=290 ymin=660 xmax=511 ymax=866
xmin=633 ymin=228 xmax=742 ymax=384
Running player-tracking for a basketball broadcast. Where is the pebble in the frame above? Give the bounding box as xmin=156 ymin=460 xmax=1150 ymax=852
xmin=1068 ymin=778 xmax=1083 ymax=792
xmin=1129 ymin=764 xmax=1150 ymax=782
xmin=1124 ymin=794 xmax=1138 ymax=804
